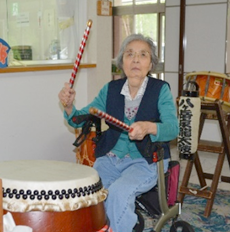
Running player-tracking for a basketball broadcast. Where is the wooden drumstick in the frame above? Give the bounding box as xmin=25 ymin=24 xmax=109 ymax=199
xmin=69 ymin=19 xmax=93 ymax=88
xmin=89 ymin=107 xmax=133 ymax=132
xmin=62 ymin=20 xmax=92 ymax=107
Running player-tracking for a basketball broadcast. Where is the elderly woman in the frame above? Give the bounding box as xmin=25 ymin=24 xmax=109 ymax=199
xmin=58 ymin=34 xmax=179 ymax=232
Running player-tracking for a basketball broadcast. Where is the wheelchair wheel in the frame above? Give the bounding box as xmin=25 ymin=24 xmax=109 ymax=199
xmin=170 ymin=220 xmax=195 ymax=232
xmin=133 ymin=209 xmax=145 ymax=232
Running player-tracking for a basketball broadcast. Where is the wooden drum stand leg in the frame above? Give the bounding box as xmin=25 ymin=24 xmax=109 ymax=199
xmin=178 ymin=101 xmax=230 ymax=217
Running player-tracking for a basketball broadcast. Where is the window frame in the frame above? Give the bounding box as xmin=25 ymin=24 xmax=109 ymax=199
xmin=113 ymin=2 xmax=165 ymax=16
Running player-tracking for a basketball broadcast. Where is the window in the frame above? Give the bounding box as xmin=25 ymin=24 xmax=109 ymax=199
xmin=0 ymin=0 xmax=81 ymax=65
xmin=112 ymin=0 xmax=165 ymax=79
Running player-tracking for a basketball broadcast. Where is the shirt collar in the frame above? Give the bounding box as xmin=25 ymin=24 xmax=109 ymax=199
xmin=121 ymin=76 xmax=148 ymax=101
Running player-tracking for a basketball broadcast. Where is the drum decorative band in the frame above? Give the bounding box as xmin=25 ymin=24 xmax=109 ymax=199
xmin=0 ymin=160 xmax=108 ymax=212
xmin=3 ymin=179 xmax=102 ymax=202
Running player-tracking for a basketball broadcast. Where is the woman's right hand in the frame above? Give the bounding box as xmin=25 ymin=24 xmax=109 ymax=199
xmin=58 ymin=83 xmax=76 ymax=114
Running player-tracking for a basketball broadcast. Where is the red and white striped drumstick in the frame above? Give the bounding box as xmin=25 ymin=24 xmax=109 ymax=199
xmin=69 ymin=19 xmax=93 ymax=88
xmin=89 ymin=107 xmax=133 ymax=132
xmin=96 ymin=224 xmax=113 ymax=232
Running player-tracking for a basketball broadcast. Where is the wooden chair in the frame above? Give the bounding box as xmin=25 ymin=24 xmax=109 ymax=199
xmin=178 ymin=101 xmax=230 ymax=217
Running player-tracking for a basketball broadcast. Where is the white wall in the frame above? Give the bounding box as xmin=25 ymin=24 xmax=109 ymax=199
xmin=165 ymin=0 xmax=228 ymax=142
xmin=0 ymin=0 xmax=112 ymax=162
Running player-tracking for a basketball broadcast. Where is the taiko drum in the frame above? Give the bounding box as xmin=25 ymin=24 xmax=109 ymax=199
xmin=0 ymin=160 xmax=108 ymax=232
xmin=186 ymin=71 xmax=230 ymax=112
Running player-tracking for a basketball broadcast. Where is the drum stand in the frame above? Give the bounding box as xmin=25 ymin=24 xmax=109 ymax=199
xmin=178 ymin=101 xmax=230 ymax=217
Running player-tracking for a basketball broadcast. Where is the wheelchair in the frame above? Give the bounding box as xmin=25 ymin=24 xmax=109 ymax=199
xmin=133 ymin=158 xmax=194 ymax=232
xmin=73 ymin=115 xmax=195 ymax=232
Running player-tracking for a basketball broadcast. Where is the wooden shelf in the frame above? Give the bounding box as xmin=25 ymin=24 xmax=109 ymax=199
xmin=0 ymin=63 xmax=96 ymax=73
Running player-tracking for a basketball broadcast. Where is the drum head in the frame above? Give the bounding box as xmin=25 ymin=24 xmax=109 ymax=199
xmin=0 ymin=160 xmax=108 ymax=212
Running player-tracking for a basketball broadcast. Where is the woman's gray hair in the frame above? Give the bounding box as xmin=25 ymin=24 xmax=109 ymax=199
xmin=116 ymin=34 xmax=158 ymax=78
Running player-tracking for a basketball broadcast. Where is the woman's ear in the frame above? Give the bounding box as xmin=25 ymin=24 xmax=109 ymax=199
xmin=149 ymin=62 xmax=153 ymax=71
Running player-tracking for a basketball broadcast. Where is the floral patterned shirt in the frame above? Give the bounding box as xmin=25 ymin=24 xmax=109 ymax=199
xmin=121 ymin=76 xmax=148 ymax=120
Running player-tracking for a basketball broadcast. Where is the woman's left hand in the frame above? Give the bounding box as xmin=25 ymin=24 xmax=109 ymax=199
xmin=129 ymin=121 xmax=157 ymax=140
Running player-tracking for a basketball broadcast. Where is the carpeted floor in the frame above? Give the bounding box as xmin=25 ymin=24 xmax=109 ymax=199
xmin=143 ymin=186 xmax=230 ymax=232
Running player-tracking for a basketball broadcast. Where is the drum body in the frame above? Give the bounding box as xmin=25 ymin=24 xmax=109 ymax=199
xmin=0 ymin=160 xmax=108 ymax=232
xmin=186 ymin=71 xmax=230 ymax=111
xmin=75 ymin=129 xmax=96 ymax=167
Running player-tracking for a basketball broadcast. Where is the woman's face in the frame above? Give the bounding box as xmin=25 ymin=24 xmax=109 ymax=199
xmin=122 ymin=40 xmax=152 ymax=87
